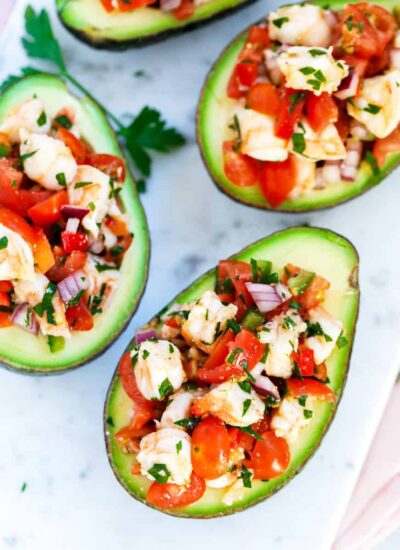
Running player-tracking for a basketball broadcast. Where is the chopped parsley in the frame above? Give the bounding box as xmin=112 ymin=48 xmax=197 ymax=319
xmin=18 ymin=150 xmax=37 ymax=168
xmin=229 ymin=114 xmax=242 ymax=150
xmin=147 ymin=463 xmax=171 ymax=484
xmin=242 ymin=399 xmax=252 ymax=417
xmin=176 ymin=440 xmax=182 ymax=454
xmin=244 ymin=365 xmax=255 ymax=382
xmin=292 ymin=123 xmax=306 ymax=155
xmin=37 ymin=111 xmax=47 ymax=127
xmin=239 ymin=464 xmax=252 ymax=488
xmin=226 ymin=318 xmax=241 ymax=334
xmin=159 ymin=378 xmax=173 ymax=399
xmin=298 ymin=395 xmax=307 ymax=407
xmin=142 ymin=349 xmax=150 ymax=359
xmin=306 ymin=320 xmax=332 ymax=341
xmin=283 ymin=316 xmax=296 ymax=329
xmin=55 ymin=114 xmax=73 ymax=129
xmin=131 ymin=353 xmax=138 ymax=367
xmin=74 ymin=181 xmax=92 ymax=189
xmin=237 ymin=426 xmax=263 ymax=441
xmin=106 ymin=416 xmax=114 ymax=427
xmin=109 ymin=177 xmax=122 ymax=200
xmin=34 ymin=282 xmax=57 ymax=324
xmin=88 ymin=201 xmax=95 ymax=212
xmin=56 ymin=172 xmax=66 ymax=187
xmin=168 ymin=343 xmax=174 ymax=354
xmin=227 ymin=347 xmax=243 ymax=364
xmin=337 ymin=333 xmax=348 ymax=349
xmin=110 ymin=245 xmax=124 ymax=257
xmin=238 ymin=380 xmax=252 ymax=394
xmin=272 ymin=16 xmax=289 ymax=28
xmin=94 ymin=261 xmax=117 ymax=273
xmin=260 ymin=345 xmax=270 ymax=364
xmin=21 ymin=482 xmax=28 ymax=493
xmin=289 ymin=301 xmax=301 ymax=310
xmin=309 ymin=49 xmax=326 ymax=57
xmin=265 ymin=272 xmax=279 ymax=284
xmin=364 ymin=103 xmax=381 ymax=114
xmin=174 ymin=416 xmax=200 ymax=430
xmin=169 ymin=310 xmax=190 ymax=320
xmin=0 ymin=236 xmax=8 ymax=249
xmin=288 ymin=91 xmax=306 ymax=113
xmin=300 ymin=66 xmax=315 ymax=75
xmin=68 ymin=289 xmax=84 ymax=307
xmin=304 ymin=409 xmax=313 ymax=419
xmin=0 ymin=144 xmax=11 ymax=157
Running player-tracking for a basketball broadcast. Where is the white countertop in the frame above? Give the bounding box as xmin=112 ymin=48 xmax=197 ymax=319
xmin=1 ymin=1 xmax=400 ymax=549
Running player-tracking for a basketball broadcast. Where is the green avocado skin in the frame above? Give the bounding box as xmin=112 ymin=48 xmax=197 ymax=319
xmin=0 ymin=74 xmax=149 ymax=375
xmin=197 ymin=0 xmax=400 ymax=212
xmin=104 ymin=226 xmax=359 ymax=518
xmin=56 ymin=0 xmax=259 ymax=50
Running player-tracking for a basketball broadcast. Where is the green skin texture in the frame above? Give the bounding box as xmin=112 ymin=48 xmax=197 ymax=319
xmin=0 ymin=74 xmax=149 ymax=374
xmin=197 ymin=0 xmax=400 ymax=212
xmin=104 ymin=226 xmax=359 ymax=518
xmin=55 ymin=0 xmax=258 ymax=50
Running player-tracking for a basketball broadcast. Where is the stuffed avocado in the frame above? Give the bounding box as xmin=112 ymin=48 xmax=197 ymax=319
xmin=0 ymin=73 xmax=149 ymax=374
xmin=104 ymin=227 xmax=359 ymax=517
xmin=197 ymin=0 xmax=400 ymax=211
xmin=56 ymin=0 xmax=258 ymax=49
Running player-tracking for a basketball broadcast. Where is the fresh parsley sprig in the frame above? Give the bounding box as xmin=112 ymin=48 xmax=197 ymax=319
xmin=2 ymin=6 xmax=185 ymax=192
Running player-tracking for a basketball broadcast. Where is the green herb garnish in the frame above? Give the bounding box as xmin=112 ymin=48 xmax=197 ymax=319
xmin=159 ymin=378 xmax=173 ymax=399
xmin=147 ymin=464 xmax=171 ymax=484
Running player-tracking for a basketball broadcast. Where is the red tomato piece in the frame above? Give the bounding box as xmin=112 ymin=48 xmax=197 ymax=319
xmin=298 ymin=275 xmax=330 ymax=310
xmin=247 ymin=83 xmax=280 ymax=116
xmin=86 ymin=153 xmax=126 ymax=183
xmin=245 ymin=431 xmax=290 ymax=479
xmin=46 ymin=249 xmax=87 ymax=282
xmin=228 ymin=427 xmax=255 ymax=453
xmin=28 ymin=190 xmax=68 ymax=226
xmin=61 ymin=232 xmax=89 ymax=253
xmin=229 ymin=329 xmax=266 ymax=371
xmin=287 ymin=378 xmax=336 ymax=402
xmin=223 ymin=140 xmax=260 ymax=187
xmin=275 ymin=87 xmax=306 ymax=140
xmin=100 ymin=0 xmax=114 ymax=11
xmin=191 ymin=417 xmax=231 ymax=479
xmin=104 ymin=216 xmax=129 ymax=237
xmin=227 ymin=67 xmax=245 ymax=99
xmin=32 ymin=226 xmax=55 ymax=273
xmin=242 ymin=26 xmax=270 ymax=62
xmin=0 ymin=291 xmax=12 ymax=328
xmin=306 ymin=93 xmax=338 ymax=133
xmin=0 ymin=158 xmax=23 ymax=189
xmin=292 ymin=347 xmax=315 ymax=377
xmin=197 ymin=329 xmax=241 ymax=383
xmin=202 ymin=329 xmax=235 ymax=371
xmin=146 ymin=472 xmax=206 ymax=510
xmin=0 ymin=281 xmax=12 ymax=293
xmin=259 ymin=155 xmax=297 ymax=208
xmin=0 ymin=206 xmax=36 ymax=244
xmin=373 ymin=127 xmax=400 ymax=168
xmin=236 ymin=61 xmax=258 ymax=88
xmin=66 ymin=297 xmax=94 ymax=331
xmin=56 ymin=128 xmax=87 ymax=164
xmin=218 ymin=260 xmax=254 ymax=318
xmin=172 ymin=0 xmax=195 ymax=20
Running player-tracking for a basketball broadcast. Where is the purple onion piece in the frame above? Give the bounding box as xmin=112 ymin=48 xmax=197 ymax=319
xmin=11 ymin=304 xmax=39 ymax=335
xmin=160 ymin=0 xmax=181 ymax=10
xmin=61 ymin=205 xmax=90 ymax=220
xmin=245 ymin=282 xmax=283 ymax=313
xmin=136 ymin=329 xmax=157 ymax=344
xmin=334 ymin=69 xmax=360 ymax=100
xmin=252 ymin=375 xmax=280 ymax=401
xmin=57 ymin=270 xmax=88 ymax=304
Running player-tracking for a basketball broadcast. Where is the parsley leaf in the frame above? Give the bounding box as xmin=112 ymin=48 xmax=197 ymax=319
xmin=159 ymin=378 xmax=174 ymax=399
xmin=242 ymin=399 xmax=251 ymax=417
xmin=364 ymin=103 xmax=381 ymax=114
xmin=273 ymin=17 xmax=289 ymax=28
xmin=337 ymin=333 xmax=348 ymax=349
xmin=0 ymin=66 xmax=41 ymax=94
xmin=237 ymin=426 xmax=263 ymax=441
xmin=174 ymin=417 xmax=200 ymax=430
xmin=0 ymin=236 xmax=8 ymax=249
xmin=239 ymin=464 xmax=252 ymax=488
xmin=148 ymin=463 xmax=171 ymax=484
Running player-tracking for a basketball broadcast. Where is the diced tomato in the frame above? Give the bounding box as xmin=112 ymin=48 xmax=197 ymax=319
xmin=251 ymin=414 xmax=270 ymax=436
xmin=306 ymin=93 xmax=338 ymax=133
xmin=66 ymin=297 xmax=94 ymax=331
xmin=56 ymin=128 xmax=87 ymax=164
xmin=292 ymin=347 xmax=315 ymax=377
xmin=373 ymin=126 xmax=400 ymax=168
xmin=217 ymin=292 xmax=234 ymax=303
xmin=104 ymin=216 xmax=128 ymax=237
xmin=118 ymin=352 xmax=153 ymax=408
xmin=0 ymin=206 xmax=36 ymax=244
xmin=202 ymin=329 xmax=235 ymax=371
xmin=86 ymin=153 xmax=126 ymax=183
xmin=228 ymin=426 xmax=254 ymax=453
xmin=46 ymin=249 xmax=87 ymax=282
xmin=259 ymin=155 xmax=297 ymax=208
xmin=197 ymin=329 xmax=240 ymax=383
xmin=247 ymin=83 xmax=280 ymax=116
xmin=228 ymin=329 xmax=266 ymax=372
xmin=243 ymin=26 xmax=270 ymax=60
xmin=335 ymin=101 xmax=352 ymax=142
xmin=172 ymin=0 xmax=195 ymax=20
xmin=223 ymin=140 xmax=259 ymax=187
xmin=0 ymin=158 xmax=23 ymax=189
xmin=236 ymin=61 xmax=258 ymax=88
xmin=298 ymin=274 xmax=330 ymax=310
xmin=365 ymin=47 xmax=391 ymax=77
xmin=28 ymin=190 xmax=68 ymax=226
xmin=218 ymin=260 xmax=254 ymax=318
xmin=114 ymin=424 xmax=154 ymax=448
xmin=52 ymin=107 xmax=76 ymax=131
xmin=100 ymin=0 xmax=114 ymax=11
xmin=245 ymin=431 xmax=290 ymax=479
xmin=0 ymin=281 xmax=12 ymax=293
xmin=275 ymin=87 xmax=306 ymax=140
xmin=164 ymin=317 xmax=180 ymax=329
xmin=146 ymin=472 xmax=206 ymax=510
xmin=61 ymin=231 xmax=89 ymax=253
xmin=191 ymin=417 xmax=231 ymax=479
xmin=0 ymin=291 xmax=12 ymax=328
xmin=287 ymin=378 xmax=336 ymax=402
xmin=32 ymin=226 xmax=55 ymax=273
xmin=227 ymin=67 xmax=244 ymax=99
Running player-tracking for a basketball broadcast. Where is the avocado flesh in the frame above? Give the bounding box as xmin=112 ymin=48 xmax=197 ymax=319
xmin=0 ymin=74 xmax=149 ymax=374
xmin=197 ymin=0 xmax=400 ymax=212
xmin=56 ymin=0 xmax=257 ymax=49
xmin=104 ymin=227 xmax=359 ymax=517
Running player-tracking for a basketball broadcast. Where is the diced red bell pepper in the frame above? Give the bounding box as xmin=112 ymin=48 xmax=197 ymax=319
xmin=292 ymin=347 xmax=315 ymax=377
xmin=61 ymin=231 xmax=89 ymax=253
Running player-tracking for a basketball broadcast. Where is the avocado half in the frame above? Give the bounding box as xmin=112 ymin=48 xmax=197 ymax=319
xmin=0 ymin=74 xmax=149 ymax=375
xmin=104 ymin=226 xmax=359 ymax=517
xmin=197 ymin=0 xmax=400 ymax=212
xmin=55 ymin=0 xmax=258 ymax=50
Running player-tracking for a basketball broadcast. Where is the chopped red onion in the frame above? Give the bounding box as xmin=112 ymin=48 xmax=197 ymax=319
xmin=390 ymin=48 xmax=400 ymax=69
xmin=250 ymin=361 xmax=265 ymax=379
xmin=136 ymin=329 xmax=157 ymax=344
xmin=57 ymin=270 xmax=87 ymax=304
xmin=334 ymin=69 xmax=360 ymax=100
xmin=160 ymin=0 xmax=181 ymax=10
xmin=66 ymin=217 xmax=80 ymax=234
xmin=340 ymin=139 xmax=362 ymax=181
xmin=253 ymin=375 xmax=280 ymax=400
xmin=11 ymin=304 xmax=39 ymax=335
xmin=245 ymin=282 xmax=283 ymax=313
xmin=274 ymin=282 xmax=291 ymax=302
xmin=61 ymin=204 xmax=90 ymax=220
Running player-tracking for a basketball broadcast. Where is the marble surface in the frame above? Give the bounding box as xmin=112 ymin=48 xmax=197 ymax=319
xmin=0 ymin=1 xmax=400 ymax=549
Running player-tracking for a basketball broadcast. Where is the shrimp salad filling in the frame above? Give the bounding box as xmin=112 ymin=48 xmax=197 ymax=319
xmin=115 ymin=257 xmax=348 ymax=510
xmin=100 ymin=0 xmax=212 ymax=21
xmin=0 ymin=98 xmax=132 ymax=350
xmin=223 ymin=2 xmax=400 ymax=207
